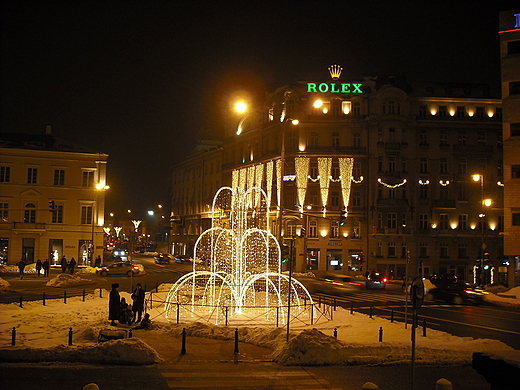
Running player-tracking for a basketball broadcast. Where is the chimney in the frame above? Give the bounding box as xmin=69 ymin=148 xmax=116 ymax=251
xmin=45 ymin=124 xmax=52 ymax=134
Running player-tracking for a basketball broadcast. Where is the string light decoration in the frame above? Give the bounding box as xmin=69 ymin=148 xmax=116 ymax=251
xmin=339 ymin=158 xmax=354 ymax=211
xmin=103 ymin=227 xmax=111 ymax=235
xmin=351 ymin=176 xmax=364 ymax=184
xmin=377 ymin=178 xmax=407 ymax=188
xmin=131 ymin=220 xmax=142 ymax=231
xmin=318 ymin=157 xmax=332 ymax=213
xmin=240 ymin=168 xmax=247 ymax=192
xmin=295 ymin=157 xmax=310 ymax=212
xmin=266 ymin=161 xmax=274 ymax=211
xmin=308 ymin=174 xmax=320 ymax=182
xmin=439 ymin=180 xmax=450 ymax=186
xmin=419 ymin=180 xmax=430 ymax=185
xmin=276 ymin=159 xmax=282 ymax=210
xmin=114 ymin=226 xmax=122 ymax=238
xmin=254 ymin=164 xmax=264 ymax=208
xmin=165 ymin=186 xmax=314 ymax=325
xmin=232 ymin=170 xmax=239 ymax=190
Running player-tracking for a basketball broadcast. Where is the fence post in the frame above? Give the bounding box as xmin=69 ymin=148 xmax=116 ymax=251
xmin=369 ymin=305 xmax=373 ymax=318
xmin=19 ymin=295 xmax=22 ymax=308
xmin=82 ymin=289 xmax=86 ymax=302
xmin=155 ymin=282 xmax=158 ymax=293
xmin=333 ymin=298 xmax=337 ymax=311
xmin=276 ymin=306 xmax=279 ymax=327
xmin=391 ymin=309 xmax=394 ymax=322
xmin=181 ymin=328 xmax=186 ymax=355
xmin=68 ymin=327 xmax=73 ymax=346
xmin=350 ymin=302 xmax=353 ymax=314
xmin=379 ymin=327 xmax=383 ymax=342
xmin=310 ymin=303 xmax=314 ymax=325
xmin=64 ymin=291 xmax=67 ymax=304
xmin=129 ymin=329 xmax=133 ymax=338
xmin=11 ymin=327 xmax=16 ymax=346
xmin=423 ymin=318 xmax=427 ymax=337
xmin=43 ymin=292 xmax=46 ymax=306
xmin=100 ymin=288 xmax=102 ymax=298
xmin=234 ymin=328 xmax=239 ymax=354
xmin=176 ymin=303 xmax=180 ymax=324
xmin=225 ymin=306 xmax=229 ymax=326
xmin=333 ymin=328 xmax=337 ymax=339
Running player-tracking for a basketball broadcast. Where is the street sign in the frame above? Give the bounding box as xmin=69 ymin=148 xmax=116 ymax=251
xmin=411 ymin=277 xmax=424 ymax=310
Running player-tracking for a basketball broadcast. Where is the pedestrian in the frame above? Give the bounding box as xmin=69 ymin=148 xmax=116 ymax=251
xmin=95 ymin=255 xmax=101 ymax=268
xmin=119 ymin=297 xmax=129 ymax=324
xmin=43 ymin=259 xmax=50 ymax=277
xmin=108 ymin=283 xmax=120 ymax=326
xmin=60 ymin=255 xmax=68 ymax=273
xmin=132 ymin=313 xmax=152 ymax=330
xmin=18 ymin=259 xmax=26 ymax=279
xmin=35 ymin=259 xmax=42 ymax=277
xmin=69 ymin=257 xmax=76 ymax=274
xmin=131 ymin=283 xmax=145 ymax=323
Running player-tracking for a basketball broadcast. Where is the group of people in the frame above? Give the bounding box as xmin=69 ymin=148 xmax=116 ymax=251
xmin=60 ymin=255 xmax=77 ymax=274
xmin=17 ymin=258 xmax=50 ymax=279
xmin=108 ymin=283 xmax=151 ymax=329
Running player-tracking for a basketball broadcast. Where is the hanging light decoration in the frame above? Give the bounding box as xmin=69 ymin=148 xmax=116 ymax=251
xmin=295 ymin=157 xmax=310 ymax=213
xmin=318 ymin=157 xmax=332 ymax=215
xmin=439 ymin=180 xmax=450 ymax=186
xmin=377 ymin=178 xmax=407 ymax=188
xmin=266 ymin=160 xmax=274 ymax=210
xmin=276 ymin=159 xmax=282 ymax=211
xmin=339 ymin=157 xmax=354 ymax=211
xmin=418 ymin=180 xmax=430 ymax=185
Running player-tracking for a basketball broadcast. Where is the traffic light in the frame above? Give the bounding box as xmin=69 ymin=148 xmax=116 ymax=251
xmin=48 ymin=200 xmax=55 ymax=211
xmin=281 ymin=244 xmax=290 ymax=263
xmin=300 ymin=227 xmax=306 ymax=237
xmin=339 ymin=210 xmax=347 ymax=226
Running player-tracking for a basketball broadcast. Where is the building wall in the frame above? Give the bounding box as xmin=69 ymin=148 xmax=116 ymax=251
xmin=0 ymin=144 xmax=108 ymax=266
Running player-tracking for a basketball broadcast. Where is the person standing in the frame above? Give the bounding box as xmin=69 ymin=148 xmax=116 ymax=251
xmin=35 ymin=259 xmax=42 ymax=277
xmin=43 ymin=259 xmax=50 ymax=277
xmin=69 ymin=257 xmax=76 ymax=274
xmin=18 ymin=259 xmax=26 ymax=279
xmin=131 ymin=283 xmax=145 ymax=323
xmin=60 ymin=255 xmax=68 ymax=273
xmin=95 ymin=255 xmax=101 ymax=268
xmin=108 ymin=283 xmax=120 ymax=326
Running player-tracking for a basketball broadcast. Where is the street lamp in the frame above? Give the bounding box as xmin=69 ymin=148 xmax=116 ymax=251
xmin=472 ymin=174 xmax=491 ymax=285
xmin=90 ymin=183 xmax=109 ymax=265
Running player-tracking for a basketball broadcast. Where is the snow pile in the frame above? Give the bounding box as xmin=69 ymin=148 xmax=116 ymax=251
xmin=45 ymin=273 xmax=96 ymax=287
xmin=0 ymin=277 xmax=11 ymax=291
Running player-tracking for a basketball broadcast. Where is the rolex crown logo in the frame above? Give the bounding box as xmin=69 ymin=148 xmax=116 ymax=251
xmin=328 ymin=64 xmax=343 ymax=80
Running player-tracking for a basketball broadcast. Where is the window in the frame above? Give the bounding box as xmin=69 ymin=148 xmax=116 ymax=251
xmin=507 ymin=40 xmax=520 ymax=55
xmin=456 ymin=106 xmax=465 ymax=117
xmin=512 ymin=165 xmax=520 ymax=179
xmin=352 ymin=221 xmax=360 ymax=238
xmin=419 ymin=157 xmax=428 ymax=173
xmin=331 ymin=100 xmax=341 ymax=116
xmin=419 ymin=105 xmax=427 ymax=117
xmin=420 ymin=184 xmax=428 ymax=199
xmin=401 ymin=128 xmax=407 ymax=143
xmin=511 ymin=123 xmax=520 ymax=137
xmin=509 ymin=81 xmax=520 ymax=95
xmin=24 ymin=203 xmax=36 ymax=223
xmin=54 ymin=169 xmax=65 ymax=186
xmin=401 ymin=157 xmax=407 ymax=172
xmin=389 ymin=128 xmax=396 ymax=142
xmin=330 ymin=191 xmax=340 ymax=207
xmin=287 ymin=132 xmax=297 ymax=149
xmin=353 ymin=162 xmax=361 ymax=178
xmin=52 ymin=205 xmax=63 ymax=223
xmin=353 ymin=132 xmax=361 ymax=147
xmin=440 ymin=214 xmax=449 ymax=230
xmin=310 ymin=132 xmax=318 ymax=147
xmin=309 ymin=220 xmax=318 ymax=238
xmin=0 ymin=166 xmax=10 ymax=183
xmin=440 ymin=185 xmax=449 ymax=200
xmin=377 ymin=212 xmax=383 ymax=229
xmin=378 ymin=157 xmax=383 ymax=172
xmin=440 ymin=243 xmax=449 ymax=258
xmin=419 ymin=243 xmax=428 ymax=258
xmin=388 ymin=156 xmax=396 ymax=172
xmin=81 ymin=205 xmax=93 ymax=225
xmin=458 ymin=244 xmax=468 ymax=258
xmin=477 ymin=158 xmax=487 ymax=173
xmin=27 ymin=168 xmax=38 ymax=184
xmin=440 ymin=130 xmax=448 ymax=145
xmin=353 ymin=102 xmax=360 ymax=116
xmin=388 ymin=188 xmax=396 ymax=199
xmin=440 ymin=158 xmax=448 ymax=174
xmin=458 ymin=214 xmax=468 ymax=230
xmin=512 ymin=213 xmax=520 ymax=226
xmin=330 ymin=221 xmax=339 ymax=238
xmin=401 ymin=213 xmax=407 ymax=227
xmin=401 ymin=185 xmax=407 ymax=199
xmin=458 ymin=158 xmax=467 ymax=174
xmin=477 ymin=130 xmax=486 ymax=145
xmin=458 ymin=184 xmax=467 ymax=200
xmin=352 ymin=192 xmax=361 ymax=207
xmin=0 ymin=203 xmax=8 ymax=222
xmin=476 ymin=107 xmax=485 ymax=118
xmin=387 ymin=243 xmax=396 ymax=257
xmin=458 ymin=131 xmax=466 ymax=145
xmin=401 ymin=243 xmax=407 ymax=258
xmin=378 ymin=129 xmax=383 ymax=142
xmin=439 ymin=106 xmax=447 ymax=117
xmin=331 ymin=132 xmax=340 ymax=147
xmin=419 ymin=214 xmax=429 ymax=230
xmin=377 ymin=242 xmax=382 ymax=257
xmin=419 ymin=129 xmax=428 ymax=145
xmin=82 ymin=171 xmax=94 ymax=187
xmin=387 ymin=212 xmax=397 ymax=229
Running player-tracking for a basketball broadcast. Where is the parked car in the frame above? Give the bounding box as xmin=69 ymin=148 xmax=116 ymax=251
xmin=154 ymin=253 xmax=171 ymax=264
xmin=96 ymin=262 xmax=140 ymax=276
xmin=365 ymin=272 xmax=387 ymax=290
xmin=310 ymin=274 xmax=361 ymax=296
xmin=426 ymin=279 xmax=487 ymax=305
xmin=174 ymin=255 xmax=190 ymax=263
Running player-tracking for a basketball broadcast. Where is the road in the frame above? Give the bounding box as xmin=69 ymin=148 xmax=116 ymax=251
xmin=2 ymin=260 xmax=520 ymax=349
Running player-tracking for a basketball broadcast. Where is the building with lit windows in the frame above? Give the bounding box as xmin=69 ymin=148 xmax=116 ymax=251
xmin=499 ymin=9 xmax=520 ymax=286
xmin=170 ymin=69 xmax=504 ymax=283
xmin=0 ymin=127 xmax=108 ymax=266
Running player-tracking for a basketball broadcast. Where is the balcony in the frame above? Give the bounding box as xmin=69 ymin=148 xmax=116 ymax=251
xmin=13 ymin=222 xmax=46 ymax=232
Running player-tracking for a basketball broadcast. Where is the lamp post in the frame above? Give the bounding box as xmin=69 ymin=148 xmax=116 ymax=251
xmin=91 ymin=183 xmax=109 ymax=265
xmin=472 ymin=174 xmax=492 ymax=286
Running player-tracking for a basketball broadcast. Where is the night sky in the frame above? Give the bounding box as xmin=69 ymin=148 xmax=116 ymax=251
xmin=1 ymin=1 xmax=516 ymax=218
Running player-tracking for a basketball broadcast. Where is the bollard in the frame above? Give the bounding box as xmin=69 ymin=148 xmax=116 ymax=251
xmin=362 ymin=382 xmax=379 ymax=389
xmin=64 ymin=290 xmax=67 ymax=304
xmin=333 ymin=328 xmax=337 ymax=339
xmin=378 ymin=326 xmax=383 ymax=342
xmin=11 ymin=327 xmax=16 ymax=346
xmin=423 ymin=318 xmax=427 ymax=337
xmin=43 ymin=292 xmax=46 ymax=306
xmin=391 ymin=309 xmax=394 ymax=322
xmin=100 ymin=288 xmax=102 ymax=298
xmin=155 ymin=282 xmax=158 ymax=293
xmin=82 ymin=289 xmax=86 ymax=302
xmin=435 ymin=378 xmax=452 ymax=390
xmin=276 ymin=306 xmax=279 ymax=327
xmin=333 ymin=298 xmax=337 ymax=311
xmin=350 ymin=301 xmax=353 ymax=314
xmin=129 ymin=329 xmax=133 ymax=338
xmin=234 ymin=328 xmax=239 ymax=354
xmin=225 ymin=306 xmax=229 ymax=326
xmin=68 ymin=327 xmax=73 ymax=346
xmin=181 ymin=328 xmax=186 ymax=355
xmin=19 ymin=295 xmax=23 ymax=308
xmin=369 ymin=305 xmax=373 ymax=318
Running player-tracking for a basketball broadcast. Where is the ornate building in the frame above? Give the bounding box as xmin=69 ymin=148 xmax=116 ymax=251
xmin=170 ymin=69 xmax=504 ymax=283
xmin=0 ymin=126 xmax=108 ymax=266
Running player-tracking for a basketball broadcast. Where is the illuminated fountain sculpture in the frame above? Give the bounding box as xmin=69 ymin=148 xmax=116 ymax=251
xmin=165 ymin=186 xmax=314 ymax=325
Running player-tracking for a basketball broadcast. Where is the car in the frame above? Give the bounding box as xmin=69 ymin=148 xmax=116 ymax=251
xmin=426 ymin=279 xmax=487 ymax=305
xmin=154 ymin=253 xmax=171 ymax=264
xmin=311 ymin=274 xmax=361 ymax=296
xmin=174 ymin=255 xmax=190 ymax=263
xmin=366 ymin=272 xmax=387 ymax=290
xmin=96 ymin=262 xmax=140 ymax=276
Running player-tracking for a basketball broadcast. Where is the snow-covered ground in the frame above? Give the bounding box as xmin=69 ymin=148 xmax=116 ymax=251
xmin=0 ymin=274 xmax=519 ymax=366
